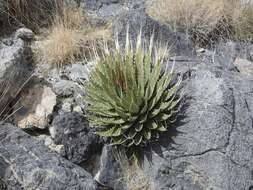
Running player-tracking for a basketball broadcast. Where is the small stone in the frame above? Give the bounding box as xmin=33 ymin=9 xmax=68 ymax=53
xmin=233 ymin=57 xmax=253 ymax=76
xmin=196 ymin=48 xmax=205 ymax=53
xmin=67 ymin=63 xmax=90 ymax=82
xmin=15 ymin=28 xmax=35 ymax=41
xmin=37 ymin=135 xmax=65 ymax=155
xmin=73 ymin=106 xmax=83 ymax=113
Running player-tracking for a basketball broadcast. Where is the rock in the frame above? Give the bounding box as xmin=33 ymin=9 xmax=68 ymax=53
xmin=0 ymin=32 xmax=33 ymax=120
xmin=138 ymin=67 xmax=253 ymax=190
xmin=13 ymin=84 xmax=57 ymax=129
xmin=98 ymin=2 xmax=125 ymax=17
xmin=52 ymin=79 xmax=86 ymax=113
xmin=95 ymin=55 xmax=253 ymax=190
xmin=196 ymin=48 xmax=205 ymax=53
xmin=113 ymin=9 xmax=194 ymax=56
xmin=0 ymin=123 xmax=97 ymax=190
xmin=80 ymin=0 xmax=122 ymax=12
xmin=50 ymin=112 xmax=103 ymax=164
xmin=66 ymin=63 xmax=91 ymax=82
xmin=95 ymin=145 xmax=125 ymax=190
xmin=53 ymin=80 xmax=82 ymax=97
xmin=15 ymin=28 xmax=35 ymax=41
xmin=37 ymin=134 xmax=65 ymax=155
xmin=233 ymin=57 xmax=253 ymax=76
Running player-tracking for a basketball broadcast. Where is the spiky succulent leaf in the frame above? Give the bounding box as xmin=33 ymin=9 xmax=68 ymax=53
xmin=85 ymin=32 xmax=181 ymax=152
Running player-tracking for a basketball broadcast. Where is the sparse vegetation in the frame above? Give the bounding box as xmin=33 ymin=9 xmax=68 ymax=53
xmin=225 ymin=0 xmax=253 ymax=41
xmin=124 ymin=165 xmax=155 ymax=190
xmin=35 ymin=3 xmax=110 ymax=66
xmin=0 ymin=82 xmax=20 ymax=122
xmin=147 ymin=0 xmax=253 ymax=44
xmin=85 ymin=31 xmax=181 ymax=161
xmin=5 ymin=0 xmax=57 ymax=30
xmin=115 ymin=152 xmax=156 ymax=190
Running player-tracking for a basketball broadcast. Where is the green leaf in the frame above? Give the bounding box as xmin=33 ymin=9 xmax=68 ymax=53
xmin=143 ymin=130 xmax=152 ymax=140
xmin=147 ymin=121 xmax=158 ymax=129
xmin=133 ymin=135 xmax=143 ymax=145
xmin=156 ymin=124 xmax=167 ymax=132
xmin=96 ymin=126 xmax=122 ymax=137
xmin=135 ymin=123 xmax=144 ymax=132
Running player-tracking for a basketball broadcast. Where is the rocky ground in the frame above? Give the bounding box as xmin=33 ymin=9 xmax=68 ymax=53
xmin=0 ymin=0 xmax=253 ymax=190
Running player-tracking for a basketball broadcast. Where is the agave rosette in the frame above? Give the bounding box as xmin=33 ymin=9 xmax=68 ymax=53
xmin=85 ymin=32 xmax=181 ymax=148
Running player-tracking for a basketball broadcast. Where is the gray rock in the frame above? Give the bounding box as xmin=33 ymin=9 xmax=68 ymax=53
xmin=37 ymin=134 xmax=65 ymax=155
xmin=52 ymin=79 xmax=86 ymax=113
xmin=98 ymin=3 xmax=125 ymax=17
xmin=0 ymin=33 xmax=33 ymax=120
xmin=140 ymin=67 xmax=253 ymax=190
xmin=0 ymin=123 xmax=97 ymax=190
xmin=95 ymin=145 xmax=125 ymax=189
xmin=66 ymin=63 xmax=91 ymax=82
xmin=80 ymin=0 xmax=122 ymax=12
xmin=233 ymin=57 xmax=253 ymax=76
xmin=50 ymin=112 xmax=102 ymax=164
xmin=15 ymin=28 xmax=35 ymax=41
xmin=96 ymin=56 xmax=253 ymax=190
xmin=80 ymin=0 xmax=147 ymax=13
xmin=53 ymin=80 xmax=80 ymax=97
xmin=13 ymin=84 xmax=57 ymax=129
xmin=113 ymin=9 xmax=194 ymax=56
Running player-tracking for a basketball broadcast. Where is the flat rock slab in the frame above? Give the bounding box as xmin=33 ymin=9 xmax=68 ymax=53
xmin=0 ymin=123 xmax=97 ymax=190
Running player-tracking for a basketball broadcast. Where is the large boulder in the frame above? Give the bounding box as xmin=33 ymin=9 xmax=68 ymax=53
xmin=0 ymin=29 xmax=34 ymax=119
xmin=95 ymin=51 xmax=253 ymax=190
xmin=0 ymin=123 xmax=97 ymax=190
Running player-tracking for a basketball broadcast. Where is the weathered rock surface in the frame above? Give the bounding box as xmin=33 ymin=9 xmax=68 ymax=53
xmin=14 ymin=84 xmax=57 ymax=129
xmin=0 ymin=123 xmax=97 ymax=190
xmin=234 ymin=57 xmax=253 ymax=76
xmin=95 ymin=145 xmax=124 ymax=189
xmin=0 ymin=30 xmax=33 ymax=119
xmin=50 ymin=112 xmax=102 ymax=164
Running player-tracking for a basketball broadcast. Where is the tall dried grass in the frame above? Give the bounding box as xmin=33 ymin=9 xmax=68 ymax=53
xmin=5 ymin=0 xmax=57 ymax=30
xmin=147 ymin=0 xmax=253 ymax=44
xmin=35 ymin=3 xmax=111 ymax=66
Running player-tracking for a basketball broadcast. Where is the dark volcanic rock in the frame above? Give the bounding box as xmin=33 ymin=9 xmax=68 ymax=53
xmin=0 ymin=123 xmax=97 ymax=190
xmin=50 ymin=112 xmax=103 ymax=164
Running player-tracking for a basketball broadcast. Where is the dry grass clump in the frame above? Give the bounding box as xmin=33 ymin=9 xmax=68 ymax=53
xmin=147 ymin=0 xmax=253 ymax=44
xmin=36 ymin=4 xmax=110 ymax=66
xmin=125 ymin=166 xmax=156 ymax=190
xmin=115 ymin=151 xmax=156 ymax=190
xmin=147 ymin=0 xmax=225 ymax=44
xmin=5 ymin=0 xmax=57 ymax=30
xmin=225 ymin=0 xmax=253 ymax=41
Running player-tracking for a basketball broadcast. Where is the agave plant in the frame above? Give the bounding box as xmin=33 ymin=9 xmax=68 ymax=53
xmin=85 ymin=31 xmax=181 ymax=150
